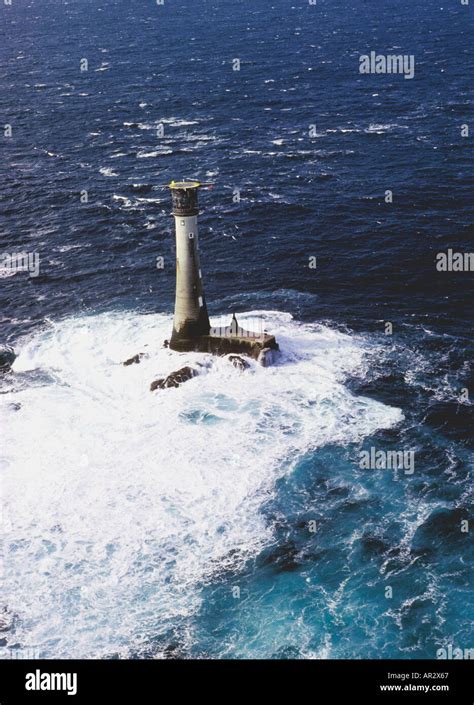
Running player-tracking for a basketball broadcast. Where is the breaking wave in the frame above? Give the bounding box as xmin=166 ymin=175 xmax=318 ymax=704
xmin=1 ymin=310 xmax=402 ymax=658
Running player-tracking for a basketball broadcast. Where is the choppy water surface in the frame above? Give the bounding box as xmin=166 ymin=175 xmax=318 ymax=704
xmin=0 ymin=0 xmax=472 ymax=658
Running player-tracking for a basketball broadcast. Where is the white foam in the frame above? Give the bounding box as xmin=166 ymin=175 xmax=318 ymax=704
xmin=137 ymin=149 xmax=173 ymax=158
xmin=0 ymin=269 xmax=16 ymax=279
xmin=99 ymin=167 xmax=118 ymax=177
xmin=112 ymin=194 xmax=133 ymax=208
xmin=1 ymin=311 xmax=402 ymax=658
xmin=170 ymin=119 xmax=199 ymax=127
xmin=365 ymin=123 xmax=409 ymax=134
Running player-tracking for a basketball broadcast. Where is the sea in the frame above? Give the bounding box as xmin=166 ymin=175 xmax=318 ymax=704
xmin=0 ymin=0 xmax=472 ymax=659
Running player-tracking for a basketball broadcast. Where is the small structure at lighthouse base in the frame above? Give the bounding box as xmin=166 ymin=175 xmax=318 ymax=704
xmin=169 ymin=312 xmax=279 ymax=365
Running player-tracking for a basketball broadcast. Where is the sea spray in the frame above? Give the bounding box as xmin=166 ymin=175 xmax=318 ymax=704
xmin=1 ymin=311 xmax=402 ymax=658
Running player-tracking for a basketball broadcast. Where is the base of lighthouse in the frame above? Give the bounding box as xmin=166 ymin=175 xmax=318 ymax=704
xmin=168 ymin=313 xmax=279 ymax=364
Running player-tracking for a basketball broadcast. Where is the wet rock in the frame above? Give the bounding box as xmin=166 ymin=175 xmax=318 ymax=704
xmin=0 ymin=345 xmax=16 ymax=373
xmin=122 ymin=353 xmax=146 ymax=366
xmin=150 ymin=366 xmax=198 ymax=392
xmin=228 ymin=354 xmax=250 ymax=371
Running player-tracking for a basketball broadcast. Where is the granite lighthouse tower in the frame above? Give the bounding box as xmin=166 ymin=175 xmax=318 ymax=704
xmin=169 ymin=180 xmax=210 ymax=351
xmin=167 ymin=181 xmax=279 ymax=364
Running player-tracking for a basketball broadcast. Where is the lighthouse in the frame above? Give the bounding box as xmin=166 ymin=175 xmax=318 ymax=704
xmin=167 ymin=181 xmax=279 ymax=363
xmin=168 ymin=181 xmax=210 ymax=351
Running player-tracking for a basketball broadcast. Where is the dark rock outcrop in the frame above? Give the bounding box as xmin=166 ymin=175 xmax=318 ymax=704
xmin=150 ymin=366 xmax=198 ymax=392
xmin=228 ymin=354 xmax=250 ymax=371
xmin=122 ymin=353 xmax=146 ymax=366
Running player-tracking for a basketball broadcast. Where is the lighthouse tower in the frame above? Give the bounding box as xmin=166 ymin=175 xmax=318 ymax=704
xmin=166 ymin=180 xmax=279 ymax=363
xmin=168 ymin=181 xmax=211 ymax=351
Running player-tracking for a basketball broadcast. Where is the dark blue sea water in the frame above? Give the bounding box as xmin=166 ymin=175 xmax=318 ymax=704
xmin=1 ymin=0 xmax=473 ymax=659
